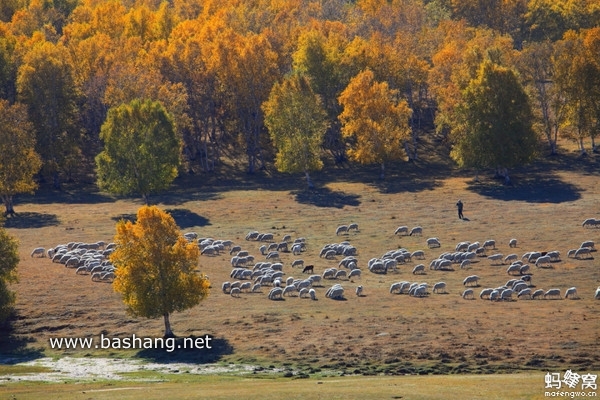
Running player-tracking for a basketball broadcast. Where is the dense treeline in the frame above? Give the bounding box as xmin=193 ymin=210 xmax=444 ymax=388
xmin=0 ymin=0 xmax=599 ymax=199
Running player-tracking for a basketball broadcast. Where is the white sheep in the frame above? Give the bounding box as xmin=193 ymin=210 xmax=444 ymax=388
xmin=334 ymin=270 xmax=347 ymax=280
xmin=564 ymin=287 xmax=578 ymax=299
xmin=299 ymin=288 xmax=309 ymax=298
xmin=426 ymin=238 xmax=441 ymax=248
xmin=325 ymin=284 xmax=345 ymax=299
xmin=240 ymin=282 xmax=252 ymax=292
xmin=411 ymin=250 xmax=425 ymax=260
xmin=506 ymin=264 xmax=521 ymax=276
xmin=544 ymin=288 xmax=562 ymax=299
xmin=251 ymin=283 xmax=262 ymax=293
xmin=479 ymin=288 xmax=494 ymax=299
xmin=30 ymin=247 xmax=45 ymax=258
xmin=517 ymin=288 xmax=532 ymax=299
xmin=348 ymin=223 xmax=359 ymax=232
xmin=390 ymin=282 xmax=403 ymax=294
xmin=535 ymin=255 xmax=552 ymax=268
xmin=268 ymin=287 xmax=283 ymax=300
xmin=531 ymin=289 xmax=545 ymax=300
xmin=291 ymin=259 xmax=304 ymax=268
xmin=500 ymin=289 xmax=513 ymax=301
xmin=230 ymin=287 xmax=241 ymax=297
xmin=356 ymin=285 xmax=363 ymax=297
xmin=482 ymin=239 xmax=496 ymax=249
xmin=487 ymin=253 xmax=504 ymax=264
xmin=432 ymin=282 xmax=446 ymax=294
xmin=348 ymin=269 xmax=362 ymax=279
xmin=574 ymin=247 xmax=592 ymax=260
xmin=581 ymin=240 xmax=595 ymax=249
xmin=595 ymin=287 xmax=600 ymax=300
xmin=282 ymin=285 xmax=297 ymax=297
xmin=412 ymin=264 xmax=426 ymax=275
xmin=508 ymin=238 xmax=518 ymax=248
xmin=582 ymin=218 xmax=598 ymax=227
xmin=394 ymin=226 xmax=409 ymax=235
xmin=336 ymin=225 xmax=349 ymax=236
xmin=309 ymin=288 xmax=317 ymax=300
xmin=462 ymin=289 xmax=474 ymax=299
xmin=462 ymin=275 xmax=480 ymax=287
xmin=409 ymin=226 xmax=423 ymax=236
xmin=504 ymin=254 xmax=518 ymax=264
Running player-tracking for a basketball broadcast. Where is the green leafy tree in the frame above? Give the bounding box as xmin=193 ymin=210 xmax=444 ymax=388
xmin=0 ymin=100 xmax=42 ymax=216
xmin=111 ymin=205 xmax=210 ymax=338
xmin=263 ymin=74 xmax=329 ymax=189
xmin=338 ymin=69 xmax=412 ymax=179
xmin=95 ymin=99 xmax=181 ymax=204
xmin=0 ymin=224 xmax=19 ymax=322
xmin=451 ymin=60 xmax=538 ymax=184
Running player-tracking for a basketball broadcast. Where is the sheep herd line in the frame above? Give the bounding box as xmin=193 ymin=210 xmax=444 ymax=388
xmin=30 ymin=218 xmax=600 ymax=302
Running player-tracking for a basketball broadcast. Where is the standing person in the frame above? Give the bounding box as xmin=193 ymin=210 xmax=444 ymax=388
xmin=456 ymin=200 xmax=464 ymax=219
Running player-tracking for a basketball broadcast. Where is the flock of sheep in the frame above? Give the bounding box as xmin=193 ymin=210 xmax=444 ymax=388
xmin=31 ymin=216 xmax=600 ymax=303
xmin=30 ymin=241 xmax=116 ymax=282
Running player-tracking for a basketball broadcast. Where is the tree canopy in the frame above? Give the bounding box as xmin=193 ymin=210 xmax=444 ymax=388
xmin=338 ymin=69 xmax=412 ymax=179
xmin=450 ymin=60 xmax=538 ymax=183
xmin=95 ymin=99 xmax=181 ymax=204
xmin=0 ymin=99 xmax=41 ymax=215
xmin=0 ymin=223 xmax=19 ymax=322
xmin=263 ymin=74 xmax=329 ymax=189
xmin=110 ymin=205 xmax=210 ymax=338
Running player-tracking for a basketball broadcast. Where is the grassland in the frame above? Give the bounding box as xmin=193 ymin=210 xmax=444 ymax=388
xmin=0 ymin=138 xmax=599 ymax=398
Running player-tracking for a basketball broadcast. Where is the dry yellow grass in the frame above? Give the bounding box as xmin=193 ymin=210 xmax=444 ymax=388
xmin=1 ymin=142 xmax=599 ymax=396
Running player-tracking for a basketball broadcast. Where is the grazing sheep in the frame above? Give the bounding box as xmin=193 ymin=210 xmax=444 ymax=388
xmin=504 ymin=254 xmax=518 ymax=264
xmin=336 ymin=225 xmax=349 ymax=236
xmin=506 ymin=264 xmax=522 ymax=276
xmin=298 ymin=288 xmax=309 ymax=298
xmin=517 ymin=288 xmax=532 ymax=299
xmin=427 ymin=238 xmax=441 ymax=248
xmin=564 ymin=287 xmax=578 ymax=299
xmin=487 ymin=254 xmax=504 ymax=264
xmin=324 ymin=250 xmax=337 ymax=260
xmin=567 ymin=249 xmax=577 ymax=258
xmin=291 ymin=259 xmax=304 ymax=268
xmin=30 ymin=247 xmax=45 ymax=258
xmin=390 ymin=282 xmax=404 ymax=294
xmin=282 ymin=285 xmax=297 ymax=297
xmin=308 ymin=275 xmax=322 ymax=286
xmin=432 ymin=282 xmax=446 ymax=294
xmin=411 ymin=250 xmax=426 ymax=260
xmin=460 ymin=260 xmax=471 ymax=270
xmin=581 ymin=240 xmax=595 ymax=250
xmin=508 ymin=238 xmax=518 ymax=248
xmin=532 ymin=289 xmax=545 ymax=300
xmin=462 ymin=275 xmax=480 ymax=287
xmin=412 ymin=264 xmax=426 ymax=275
xmin=334 ymin=270 xmax=347 ymax=280
xmin=479 ymin=288 xmax=494 ymax=299
xmin=394 ymin=226 xmax=409 ymax=235
xmin=240 ymin=282 xmax=252 ymax=292
xmin=489 ymin=290 xmax=500 ymax=301
xmin=251 ymin=283 xmax=262 ymax=293
xmin=325 ymin=284 xmax=345 ymax=299
xmin=268 ymin=287 xmax=283 ymax=300
xmin=574 ymin=247 xmax=592 ymax=260
xmin=482 ymin=239 xmax=496 ymax=249
xmin=595 ymin=287 xmax=600 ymax=300
xmin=229 ymin=245 xmax=242 ymax=255
xmin=348 ymin=223 xmax=359 ymax=232
xmin=409 ymin=226 xmax=423 ymax=236
xmin=455 ymin=242 xmax=470 ymax=252
xmin=348 ymin=269 xmax=362 ymax=280
xmin=322 ymin=268 xmax=337 ymax=279
xmin=410 ymin=285 xmax=428 ymax=297
xmin=230 ymin=287 xmax=241 ymax=297
xmin=291 ymin=244 xmax=303 ymax=255
xmin=282 ymin=234 xmax=292 ymax=243
xmin=356 ymin=285 xmax=363 ymax=297
xmin=309 ymin=288 xmax=317 ymax=300
xmin=500 ymin=289 xmax=513 ymax=301
xmin=535 ymin=255 xmax=552 ymax=268
xmin=266 ymin=251 xmax=280 ymax=260
xmin=544 ymin=288 xmax=562 ymax=299
xmin=462 ymin=289 xmax=474 ymax=299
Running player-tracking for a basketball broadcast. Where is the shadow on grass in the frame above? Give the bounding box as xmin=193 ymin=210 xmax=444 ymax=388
xmin=135 ymin=336 xmax=232 ymax=364
xmin=293 ymin=187 xmax=361 ymax=208
xmin=466 ymin=174 xmax=582 ymax=203
xmin=165 ymin=209 xmax=211 ymax=229
xmin=110 ymin=209 xmax=210 ymax=229
xmin=0 ymin=313 xmax=45 ymax=364
xmin=3 ymin=212 xmax=60 ymax=229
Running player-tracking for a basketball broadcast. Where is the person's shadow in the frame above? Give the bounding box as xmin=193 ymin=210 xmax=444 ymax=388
xmin=462 ymin=217 xmax=470 ymax=221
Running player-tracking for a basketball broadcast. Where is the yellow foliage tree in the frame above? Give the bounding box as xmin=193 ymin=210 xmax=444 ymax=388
xmin=111 ymin=206 xmax=209 ymax=338
xmin=338 ymin=69 xmax=412 ymax=179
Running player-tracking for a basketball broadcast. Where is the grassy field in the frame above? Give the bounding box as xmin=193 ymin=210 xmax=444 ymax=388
xmin=0 ymin=138 xmax=599 ymax=398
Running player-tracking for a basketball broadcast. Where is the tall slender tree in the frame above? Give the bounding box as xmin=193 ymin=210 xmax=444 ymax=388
xmin=263 ymin=74 xmax=328 ymax=189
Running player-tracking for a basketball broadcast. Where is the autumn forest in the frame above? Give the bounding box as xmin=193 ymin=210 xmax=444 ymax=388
xmin=1 ymin=0 xmax=600 ymax=208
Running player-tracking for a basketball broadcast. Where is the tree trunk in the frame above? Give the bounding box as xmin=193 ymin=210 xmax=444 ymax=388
xmin=579 ymin=138 xmax=587 ymax=156
xmin=2 ymin=195 xmax=15 ymax=216
xmin=142 ymin=193 xmax=150 ymax=205
xmin=53 ymin=171 xmax=60 ymax=190
xmin=504 ymin=168 xmax=511 ymax=185
xmin=163 ymin=313 xmax=174 ymax=338
xmin=474 ymin=170 xmax=479 ymax=182
xmin=305 ymin=171 xmax=314 ymax=190
xmin=379 ymin=162 xmax=385 ymax=180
